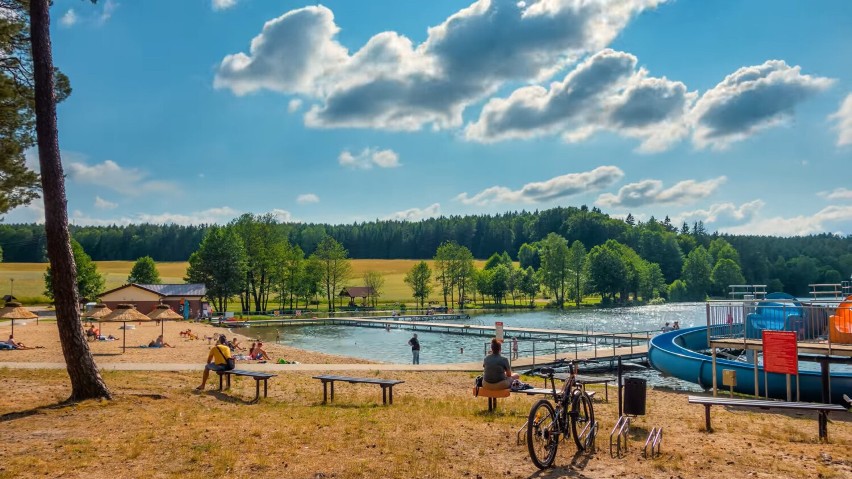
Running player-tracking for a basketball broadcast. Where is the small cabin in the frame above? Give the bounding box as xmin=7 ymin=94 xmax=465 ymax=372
xmin=339 ymin=286 xmax=376 ymax=307
xmin=99 ymin=283 xmax=207 ymax=318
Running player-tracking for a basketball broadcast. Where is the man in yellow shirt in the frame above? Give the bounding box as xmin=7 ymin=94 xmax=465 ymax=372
xmin=196 ymin=335 xmax=233 ymax=390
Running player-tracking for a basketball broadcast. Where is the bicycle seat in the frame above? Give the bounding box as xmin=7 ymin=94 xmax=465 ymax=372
xmin=539 ymin=367 xmax=555 ymax=375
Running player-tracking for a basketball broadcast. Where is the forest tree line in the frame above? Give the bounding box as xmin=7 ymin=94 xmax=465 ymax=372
xmin=2 ymin=206 xmax=852 ymax=297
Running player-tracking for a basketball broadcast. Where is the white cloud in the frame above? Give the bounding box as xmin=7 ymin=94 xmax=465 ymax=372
xmin=819 ymin=188 xmax=852 ymax=201
xmin=829 ymin=93 xmax=852 ymax=146
xmin=69 ymin=206 xmax=241 ymax=226
xmin=465 ymin=49 xmax=695 ymax=152
xmin=296 ymin=193 xmax=319 ymax=204
xmin=723 ymin=205 xmax=852 ymax=236
xmin=596 ymin=176 xmax=726 ymax=208
xmin=98 ymin=0 xmax=117 ymax=25
xmin=60 ymin=9 xmax=77 ymax=27
xmin=268 ymin=209 xmax=293 ymax=222
xmin=288 ymin=98 xmax=303 ymax=113
xmin=338 ymin=148 xmax=400 ymax=169
xmin=212 ymin=0 xmax=238 ymax=11
xmin=94 ymin=196 xmax=117 ymax=210
xmin=673 ymin=200 xmax=764 ymax=228
xmin=65 ymin=159 xmax=177 ymax=196
xmin=2 ymin=203 xmax=45 ymax=224
xmin=691 ymin=60 xmax=833 ymax=149
xmin=384 ymin=203 xmax=441 ymax=221
xmin=216 ymin=1 xmax=667 ymax=130
xmin=456 ymin=166 xmax=624 ymax=206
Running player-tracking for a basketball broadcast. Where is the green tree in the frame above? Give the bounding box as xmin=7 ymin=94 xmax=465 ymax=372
xmin=185 ymin=227 xmax=248 ymax=313
xmin=711 ymin=258 xmax=746 ymax=296
xmin=587 ymin=241 xmax=627 ymax=302
xmin=311 ymin=236 xmax=352 ymax=312
xmin=681 ymin=246 xmax=713 ymax=301
xmin=640 ymin=262 xmax=666 ymax=300
xmin=127 ymin=256 xmax=161 ymax=284
xmin=489 ymin=264 xmax=510 ymax=306
xmin=433 ymin=241 xmax=455 ymax=307
xmin=668 ymin=279 xmax=688 ymax=302
xmin=567 ymin=240 xmax=587 ymax=306
xmin=231 ymin=213 xmax=287 ymax=312
xmin=520 ymin=266 xmax=540 ymax=306
xmin=0 ymin=0 xmax=72 ymax=215
xmin=404 ymin=261 xmax=432 ymax=308
xmin=275 ymin=243 xmax=305 ymax=310
xmin=297 ymin=257 xmax=323 ymax=309
xmin=518 ymin=242 xmax=540 ymax=270
xmin=539 ymin=233 xmax=570 ymax=308
xmin=44 ymin=238 xmax=105 ymax=302
xmin=363 ymin=270 xmax=385 ymax=308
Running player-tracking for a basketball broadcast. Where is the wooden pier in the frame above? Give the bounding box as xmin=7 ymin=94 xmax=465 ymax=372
xmin=219 ymin=314 xmax=655 ymax=347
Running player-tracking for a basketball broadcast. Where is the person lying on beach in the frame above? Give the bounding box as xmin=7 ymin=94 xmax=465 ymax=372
xmin=6 ymin=335 xmax=34 ymax=350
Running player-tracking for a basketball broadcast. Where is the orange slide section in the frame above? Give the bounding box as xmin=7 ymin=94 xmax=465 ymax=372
xmin=829 ymin=296 xmax=852 ymax=344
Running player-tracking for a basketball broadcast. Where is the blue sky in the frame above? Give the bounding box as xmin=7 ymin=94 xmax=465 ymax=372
xmin=7 ymin=0 xmax=852 ymax=235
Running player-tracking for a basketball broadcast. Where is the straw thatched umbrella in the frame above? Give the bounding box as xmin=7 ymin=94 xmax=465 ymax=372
xmin=100 ymin=304 xmax=152 ymax=353
xmin=82 ymin=303 xmax=112 ymax=341
xmin=0 ymin=301 xmax=37 ymax=337
xmin=147 ymin=304 xmax=183 ymax=338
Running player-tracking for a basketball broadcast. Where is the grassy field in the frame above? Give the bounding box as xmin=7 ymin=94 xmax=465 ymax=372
xmin=1 ymin=368 xmax=849 ymax=479
xmin=0 ymin=259 xmax=488 ymax=305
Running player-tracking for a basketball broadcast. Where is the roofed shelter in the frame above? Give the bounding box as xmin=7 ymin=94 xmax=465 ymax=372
xmin=339 ymin=286 xmax=376 ymax=307
xmin=99 ymin=283 xmax=207 ymax=319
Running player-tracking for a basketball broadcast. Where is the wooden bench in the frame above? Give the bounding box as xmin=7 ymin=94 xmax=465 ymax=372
xmin=687 ymin=395 xmax=848 ymax=440
xmin=216 ymin=369 xmax=277 ymax=403
xmin=553 ymin=373 xmax=615 ymax=402
xmin=474 ymin=386 xmax=595 ymax=412
xmin=312 ymin=375 xmax=404 ymax=405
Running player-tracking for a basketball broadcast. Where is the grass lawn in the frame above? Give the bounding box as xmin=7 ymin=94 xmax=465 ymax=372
xmin=1 ymin=368 xmax=849 ymax=479
xmin=0 ymin=259 xmax=487 ymax=305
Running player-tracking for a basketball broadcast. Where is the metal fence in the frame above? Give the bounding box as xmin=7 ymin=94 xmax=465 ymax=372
xmin=706 ymin=299 xmax=842 ymax=347
xmin=483 ymin=332 xmax=651 ymax=368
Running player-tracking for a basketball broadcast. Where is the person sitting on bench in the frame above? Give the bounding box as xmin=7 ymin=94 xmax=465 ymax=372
xmin=482 ymin=338 xmax=518 ymax=390
xmin=196 ymin=335 xmax=233 ymax=390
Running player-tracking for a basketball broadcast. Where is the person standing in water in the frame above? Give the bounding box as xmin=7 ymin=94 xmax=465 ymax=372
xmin=408 ymin=333 xmax=420 ymax=364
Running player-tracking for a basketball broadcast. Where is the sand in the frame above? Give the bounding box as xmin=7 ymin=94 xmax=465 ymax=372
xmin=0 ymin=317 xmax=372 ymax=365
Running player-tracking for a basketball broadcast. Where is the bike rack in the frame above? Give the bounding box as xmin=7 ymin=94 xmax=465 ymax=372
xmin=582 ymin=420 xmax=599 ymax=452
xmin=516 ymin=421 xmax=528 ymax=445
xmin=642 ymin=427 xmax=663 ymax=458
xmin=609 ymin=415 xmax=630 ymax=457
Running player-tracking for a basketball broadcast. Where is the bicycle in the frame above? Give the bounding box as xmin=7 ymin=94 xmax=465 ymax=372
xmin=526 ymin=359 xmax=596 ymax=469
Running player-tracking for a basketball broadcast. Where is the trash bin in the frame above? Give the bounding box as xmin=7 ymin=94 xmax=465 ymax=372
xmin=623 ymin=377 xmax=647 ymax=416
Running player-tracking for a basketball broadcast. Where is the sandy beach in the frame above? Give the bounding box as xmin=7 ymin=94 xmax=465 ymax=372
xmin=0 ymin=316 xmax=373 ymax=365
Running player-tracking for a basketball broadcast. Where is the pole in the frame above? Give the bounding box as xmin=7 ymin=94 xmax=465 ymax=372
xmin=711 ymin=348 xmax=718 ymax=397
xmin=617 ymin=356 xmax=623 ymax=417
xmin=122 ymin=321 xmax=126 ymax=354
xmin=786 ymin=374 xmax=791 ymax=402
xmin=820 ymin=359 xmax=830 ymax=403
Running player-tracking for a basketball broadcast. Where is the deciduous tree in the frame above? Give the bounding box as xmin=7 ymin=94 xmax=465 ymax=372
xmin=311 ymin=236 xmax=351 ymax=312
xmin=127 ymin=256 xmax=160 ymax=284
xmin=404 ymin=261 xmax=432 ymax=308
xmin=44 ymin=238 xmax=104 ymax=302
xmin=185 ymin=227 xmax=248 ymax=313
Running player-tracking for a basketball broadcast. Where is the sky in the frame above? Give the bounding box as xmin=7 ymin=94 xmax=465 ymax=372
xmin=6 ymin=0 xmax=852 ymax=236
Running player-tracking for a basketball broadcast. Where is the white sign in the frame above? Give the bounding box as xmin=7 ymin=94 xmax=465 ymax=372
xmin=495 ymin=321 xmax=504 ymax=341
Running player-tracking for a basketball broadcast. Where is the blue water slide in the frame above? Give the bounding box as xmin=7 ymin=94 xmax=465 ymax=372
xmin=745 ymin=292 xmax=805 ymax=339
xmin=648 ymin=325 xmax=852 ymax=404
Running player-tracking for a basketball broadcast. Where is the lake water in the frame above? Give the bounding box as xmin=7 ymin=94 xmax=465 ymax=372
xmin=247 ymin=303 xmax=707 ymax=366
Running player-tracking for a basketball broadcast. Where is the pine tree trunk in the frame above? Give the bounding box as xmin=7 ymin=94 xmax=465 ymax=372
xmin=29 ymin=0 xmax=111 ymax=401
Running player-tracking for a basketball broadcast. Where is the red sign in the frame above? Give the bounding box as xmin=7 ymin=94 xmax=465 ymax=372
xmin=762 ymin=331 xmax=798 ymax=375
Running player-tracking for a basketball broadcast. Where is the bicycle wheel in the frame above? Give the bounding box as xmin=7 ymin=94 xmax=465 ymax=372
xmin=571 ymin=391 xmax=595 ymax=451
xmin=526 ymin=399 xmax=559 ymax=469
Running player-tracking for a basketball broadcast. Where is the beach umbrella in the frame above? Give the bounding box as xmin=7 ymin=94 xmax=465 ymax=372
xmin=100 ymin=304 xmax=152 ymax=353
xmin=147 ymin=304 xmax=182 ymax=338
xmin=0 ymin=301 xmax=37 ymax=337
xmin=83 ymin=303 xmax=113 ymax=341
xmin=83 ymin=303 xmax=113 ymax=320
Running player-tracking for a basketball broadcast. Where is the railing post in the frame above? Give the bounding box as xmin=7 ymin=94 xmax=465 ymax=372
xmin=532 ymin=341 xmax=536 ymax=367
xmin=554 ymin=340 xmax=557 ymax=361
